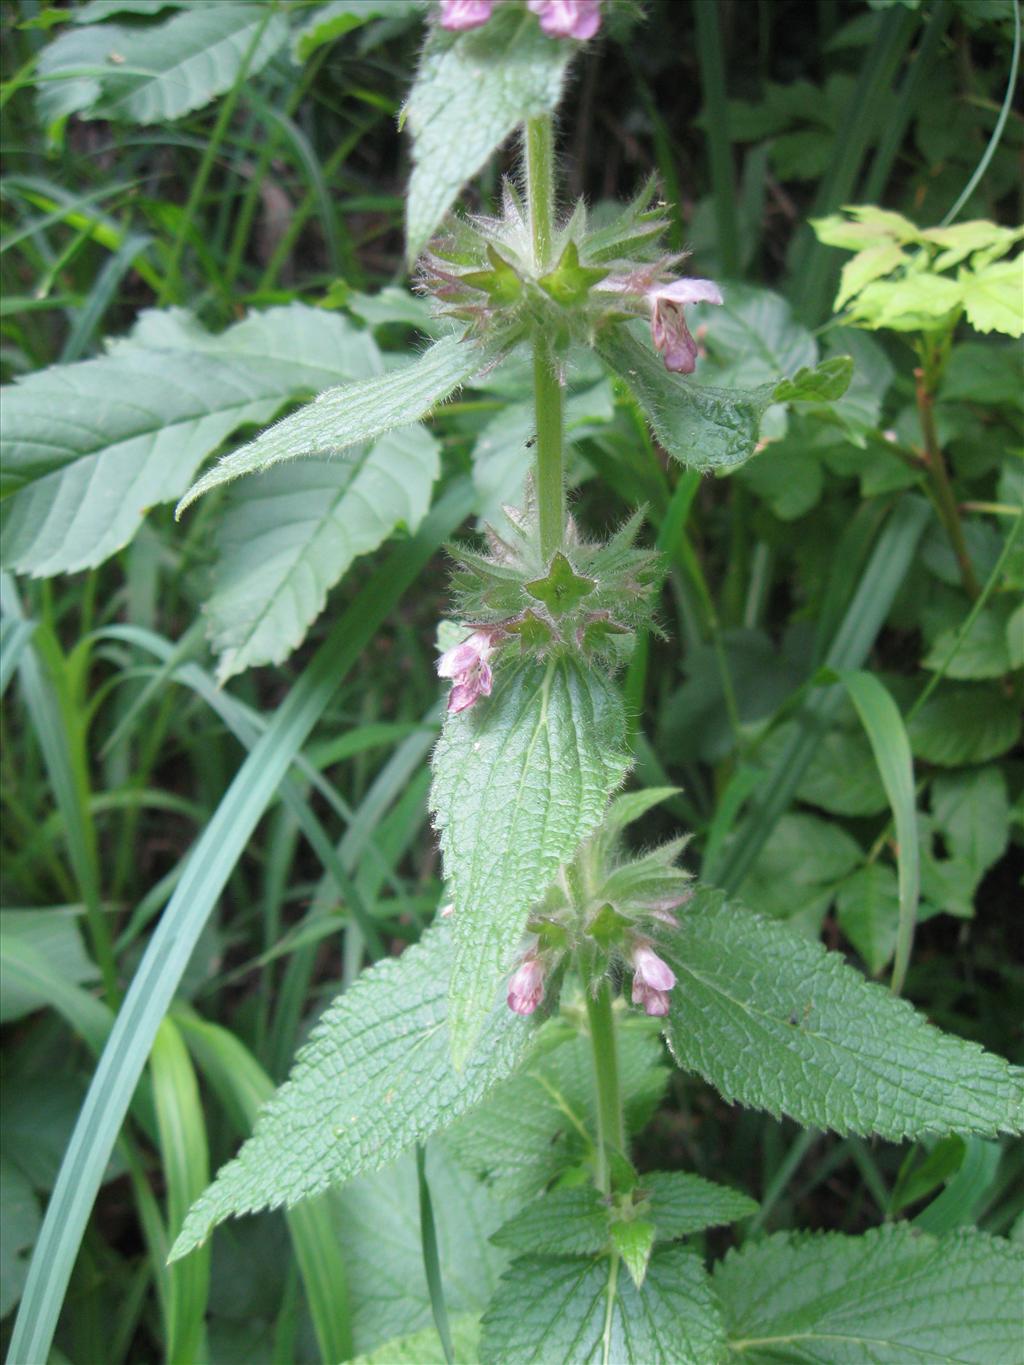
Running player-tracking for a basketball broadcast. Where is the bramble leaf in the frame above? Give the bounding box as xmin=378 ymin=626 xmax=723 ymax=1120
xmin=431 ymin=656 xmax=629 ymax=1065
xmin=169 ymin=921 xmax=535 ymax=1259
xmin=772 ymin=356 xmax=853 ymax=404
xmin=480 ymin=1246 xmax=724 ymax=1365
xmin=716 ymin=1224 xmax=1024 ymax=1363
xmin=0 ymin=305 xmax=381 ymax=577
xmin=658 ymin=890 xmax=1024 ymax=1139
xmin=206 ymin=424 xmax=439 ymax=680
xmin=176 ymin=333 xmax=485 ymax=512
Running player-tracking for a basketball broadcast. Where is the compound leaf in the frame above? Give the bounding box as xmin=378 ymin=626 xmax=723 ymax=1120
xmin=206 ymin=424 xmax=439 ymax=680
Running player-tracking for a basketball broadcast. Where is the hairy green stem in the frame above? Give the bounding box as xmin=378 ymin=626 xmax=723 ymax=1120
xmin=525 ymin=114 xmax=565 ymax=562
xmin=585 ymin=980 xmax=625 ymax=1195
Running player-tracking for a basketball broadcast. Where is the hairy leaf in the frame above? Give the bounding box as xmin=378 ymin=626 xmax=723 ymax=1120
xmin=206 ymin=424 xmax=439 ymax=680
xmin=480 ymin=1247 xmax=724 ymax=1365
xmin=431 ymin=656 xmax=629 ymax=1064
xmin=641 ymin=1171 xmax=758 ymax=1239
xmin=170 ymin=922 xmax=535 ymax=1259
xmin=658 ymin=890 xmax=1024 ymax=1139
xmin=596 ymin=324 xmax=775 ymax=471
xmin=177 ymin=334 xmax=484 ymax=511
xmin=716 ymin=1225 xmax=1023 ymax=1363
xmin=0 ymin=305 xmax=380 ymax=577
xmin=404 ymin=7 xmax=572 ymax=262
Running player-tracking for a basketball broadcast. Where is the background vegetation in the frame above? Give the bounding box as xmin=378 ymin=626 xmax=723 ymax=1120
xmin=1 ymin=0 xmax=1021 ymax=1360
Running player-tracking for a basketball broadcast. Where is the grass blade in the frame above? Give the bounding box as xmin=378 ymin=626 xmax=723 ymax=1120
xmin=694 ymin=0 xmax=740 ymax=276
xmin=717 ymin=496 xmax=930 ymax=894
xmin=6 ymin=479 xmax=474 ymax=1365
xmin=417 ymin=1144 xmax=455 ymax=1365
xmin=836 ymin=670 xmax=919 ymax=996
xmin=173 ymin=1008 xmax=353 ymax=1365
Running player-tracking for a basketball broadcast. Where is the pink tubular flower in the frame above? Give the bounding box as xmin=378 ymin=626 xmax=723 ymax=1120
xmin=508 ymin=955 xmax=545 ymax=1015
xmin=437 ymin=629 xmax=496 ymax=714
xmin=440 ymin=0 xmax=495 ymax=31
xmin=648 ymin=278 xmax=723 ymax=374
xmin=631 ymin=942 xmax=676 ymax=1017
xmin=527 ymin=0 xmax=602 ymax=40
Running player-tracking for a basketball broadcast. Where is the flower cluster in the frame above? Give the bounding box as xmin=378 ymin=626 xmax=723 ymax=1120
xmin=440 ymin=0 xmax=602 ymax=41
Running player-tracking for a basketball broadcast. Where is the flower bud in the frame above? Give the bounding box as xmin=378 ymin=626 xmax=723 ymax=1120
xmin=440 ymin=0 xmax=494 ymax=31
xmin=507 ymin=955 xmax=545 ymax=1015
xmin=527 ymin=0 xmax=602 ymax=40
xmin=437 ymin=629 xmax=496 ymax=714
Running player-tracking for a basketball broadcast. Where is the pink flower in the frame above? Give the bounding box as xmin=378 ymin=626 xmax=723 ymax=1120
xmin=440 ymin=0 xmax=495 ymax=30
xmin=437 ymin=629 xmax=495 ymax=714
xmin=630 ymin=942 xmax=676 ymax=1017
xmin=527 ymin=0 xmax=602 ymax=39
xmin=648 ymin=278 xmax=723 ymax=374
xmin=508 ymin=955 xmax=545 ymax=1015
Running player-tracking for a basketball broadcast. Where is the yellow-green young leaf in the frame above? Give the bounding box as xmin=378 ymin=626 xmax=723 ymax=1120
xmin=834 ymin=241 xmax=906 ymax=309
xmin=169 ymin=921 xmax=535 ymax=1260
xmin=849 ymin=273 xmax=964 ymax=332
xmin=481 ymin=1247 xmax=723 ymax=1365
xmin=959 ymin=260 xmax=1024 ymax=338
xmin=658 ymin=890 xmax=1024 ymax=1140
xmin=716 ymin=1225 xmax=1023 ymax=1364
xmin=921 ymin=221 xmax=1024 ymax=272
xmin=176 ymin=334 xmax=485 ymax=512
xmin=596 ymin=323 xmax=775 ymax=471
xmin=404 ymin=6 xmax=572 ymax=263
xmin=206 ymin=424 xmax=440 ymax=681
xmin=431 ymin=656 xmax=629 ymax=1065
xmin=811 ymin=206 xmax=922 ymax=250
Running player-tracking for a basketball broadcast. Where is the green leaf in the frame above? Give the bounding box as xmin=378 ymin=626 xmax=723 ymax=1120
xmin=170 ymin=920 xmax=534 ymax=1260
xmin=909 ymin=683 xmax=1022 ymax=766
xmin=597 ymin=323 xmax=775 ymax=471
xmin=738 ymin=813 xmax=862 ymax=934
xmin=404 ymin=8 xmax=572 ymax=262
xmin=716 ymin=1225 xmax=1023 ymax=1363
xmin=772 ymin=355 xmax=853 ymax=403
xmin=480 ymin=1247 xmax=724 ymax=1365
xmin=177 ymin=333 xmax=484 ymax=512
xmin=659 ymin=889 xmax=1024 ymax=1139
xmin=525 ymin=551 xmax=596 ymax=616
xmin=959 ymin=260 xmax=1024 ymax=337
xmin=446 ymin=1024 xmax=668 ymax=1201
xmin=0 ymin=305 xmax=380 ymax=577
xmin=611 ymin=1219 xmax=655 ymax=1289
xmin=90 ymin=4 xmax=289 ymax=124
xmin=351 ymin=1315 xmax=481 ymax=1365
xmin=292 ymin=0 xmax=421 ymax=63
xmin=794 ymin=725 xmax=888 ymax=816
xmin=206 ymin=424 xmax=439 ymax=680
xmin=922 ymin=599 xmax=1016 ymax=679
xmin=696 ymin=284 xmax=817 ymax=387
xmin=641 ymin=1171 xmax=757 ymax=1238
xmin=431 ymin=656 xmax=628 ymax=1064
xmin=836 ymin=864 xmax=900 ymax=975
xmin=931 ymin=767 xmax=1010 ymax=882
xmin=0 ymin=909 xmax=99 ymax=1023
xmin=0 ymin=1159 xmax=40 ymax=1320
xmin=491 ymin=1187 xmax=610 ymax=1257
